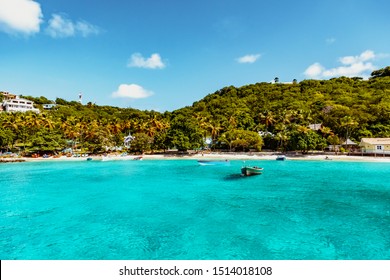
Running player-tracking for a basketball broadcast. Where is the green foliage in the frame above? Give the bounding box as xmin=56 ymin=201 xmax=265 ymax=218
xmin=30 ymin=129 xmax=66 ymax=152
xmin=1 ymin=66 xmax=390 ymax=154
xmin=371 ymin=66 xmax=390 ymax=79
xmin=167 ymin=109 xmax=203 ymax=150
xmin=55 ymin=98 xmax=69 ymax=105
xmin=219 ymin=129 xmax=263 ymax=151
xmin=288 ymin=130 xmax=327 ymax=153
xmin=130 ymin=133 xmax=153 ymax=153
xmin=0 ymin=128 xmax=15 ymax=150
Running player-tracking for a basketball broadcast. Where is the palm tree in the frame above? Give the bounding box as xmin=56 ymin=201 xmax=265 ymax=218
xmin=228 ymin=115 xmax=237 ymax=129
xmin=208 ymin=121 xmax=222 ymax=148
xmin=259 ymin=110 xmax=276 ymax=131
xmin=320 ymin=126 xmax=333 ymax=137
xmin=61 ymin=116 xmax=80 ymax=151
xmin=2 ymin=113 xmax=20 ymax=133
xmin=122 ymin=119 xmax=132 ymax=135
xmin=26 ymin=113 xmax=41 ymax=133
xmin=147 ymin=114 xmax=165 ymax=137
xmin=1 ymin=113 xmax=19 ymax=149
xmin=193 ymin=113 xmax=208 ymax=136
xmin=297 ymin=125 xmax=310 ymax=134
xmin=275 ymin=130 xmax=289 ymax=151
xmin=340 ymin=116 xmax=358 ymax=140
xmin=41 ymin=114 xmax=56 ymax=131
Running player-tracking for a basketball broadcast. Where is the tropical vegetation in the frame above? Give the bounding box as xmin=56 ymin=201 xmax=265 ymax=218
xmin=1 ymin=66 xmax=390 ymax=155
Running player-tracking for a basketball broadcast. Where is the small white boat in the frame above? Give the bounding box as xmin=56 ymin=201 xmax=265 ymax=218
xmin=133 ymin=156 xmax=143 ymax=160
xmin=276 ymin=155 xmax=286 ymax=161
xmin=101 ymin=156 xmax=114 ymax=161
xmin=241 ymin=166 xmax=263 ymax=176
xmin=197 ymin=159 xmax=230 ymax=166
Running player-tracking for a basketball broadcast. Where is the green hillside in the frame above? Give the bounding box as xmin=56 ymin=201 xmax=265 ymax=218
xmin=1 ymin=67 xmax=390 ymax=154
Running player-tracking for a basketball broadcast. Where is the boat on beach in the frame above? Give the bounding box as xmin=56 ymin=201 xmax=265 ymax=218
xmin=241 ymin=166 xmax=263 ymax=176
xmin=133 ymin=156 xmax=143 ymax=160
xmin=197 ymin=159 xmax=230 ymax=166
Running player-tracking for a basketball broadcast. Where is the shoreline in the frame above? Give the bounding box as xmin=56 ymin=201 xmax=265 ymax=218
xmin=3 ymin=152 xmax=389 ymax=163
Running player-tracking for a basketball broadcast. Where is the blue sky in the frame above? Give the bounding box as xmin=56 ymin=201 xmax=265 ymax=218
xmin=1 ymin=0 xmax=390 ymax=112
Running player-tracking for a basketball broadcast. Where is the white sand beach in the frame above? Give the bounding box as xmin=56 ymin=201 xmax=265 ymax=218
xmin=17 ymin=152 xmax=390 ymax=163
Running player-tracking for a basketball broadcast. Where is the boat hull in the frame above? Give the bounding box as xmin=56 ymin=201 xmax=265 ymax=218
xmin=241 ymin=166 xmax=263 ymax=176
xmin=198 ymin=160 xmax=230 ymax=166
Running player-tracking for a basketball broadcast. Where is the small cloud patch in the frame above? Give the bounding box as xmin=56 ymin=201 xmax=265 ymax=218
xmin=45 ymin=13 xmax=100 ymax=38
xmin=112 ymin=84 xmax=153 ymax=99
xmin=127 ymin=53 xmax=166 ymax=69
xmin=236 ymin=54 xmax=261 ymax=64
xmin=303 ymin=50 xmax=387 ymax=79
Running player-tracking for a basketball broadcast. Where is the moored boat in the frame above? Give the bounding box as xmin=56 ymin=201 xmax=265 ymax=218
xmin=133 ymin=156 xmax=143 ymax=160
xmin=101 ymin=156 xmax=113 ymax=161
xmin=197 ymin=159 xmax=230 ymax=166
xmin=276 ymin=155 xmax=286 ymax=161
xmin=241 ymin=166 xmax=263 ymax=176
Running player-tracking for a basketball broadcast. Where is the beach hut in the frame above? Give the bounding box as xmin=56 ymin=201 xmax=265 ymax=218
xmin=342 ymin=138 xmax=357 ymax=146
xmin=341 ymin=138 xmax=358 ymax=154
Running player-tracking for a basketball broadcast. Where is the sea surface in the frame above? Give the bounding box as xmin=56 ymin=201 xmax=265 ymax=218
xmin=1 ymin=159 xmax=390 ymax=260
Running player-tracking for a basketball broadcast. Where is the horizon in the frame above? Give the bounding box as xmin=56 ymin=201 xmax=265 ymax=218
xmin=1 ymin=0 xmax=390 ymax=112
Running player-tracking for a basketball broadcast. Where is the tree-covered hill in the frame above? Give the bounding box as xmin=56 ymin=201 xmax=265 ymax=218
xmin=168 ymin=66 xmax=390 ymax=151
xmin=1 ymin=66 xmax=390 ymax=154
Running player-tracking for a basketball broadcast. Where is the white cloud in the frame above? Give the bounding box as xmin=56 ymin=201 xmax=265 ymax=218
xmin=0 ymin=0 xmax=43 ymax=35
xmin=112 ymin=84 xmax=154 ymax=99
xmin=127 ymin=53 xmax=166 ymax=69
xmin=75 ymin=20 xmax=100 ymax=37
xmin=46 ymin=13 xmax=100 ymax=38
xmin=339 ymin=50 xmax=375 ymax=65
xmin=304 ymin=50 xmax=384 ymax=79
xmin=304 ymin=63 xmax=325 ymax=78
xmin=236 ymin=54 xmax=261 ymax=64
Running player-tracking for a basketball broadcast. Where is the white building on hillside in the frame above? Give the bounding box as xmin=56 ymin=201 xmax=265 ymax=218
xmin=2 ymin=96 xmax=40 ymax=113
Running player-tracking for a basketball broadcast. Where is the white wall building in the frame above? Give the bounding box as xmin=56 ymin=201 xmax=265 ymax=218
xmin=2 ymin=96 xmax=40 ymax=113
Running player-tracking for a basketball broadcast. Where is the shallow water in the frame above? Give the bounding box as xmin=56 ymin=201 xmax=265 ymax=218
xmin=1 ymin=159 xmax=390 ymax=259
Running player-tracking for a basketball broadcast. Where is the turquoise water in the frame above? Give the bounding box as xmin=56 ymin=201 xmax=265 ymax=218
xmin=1 ymin=159 xmax=390 ymax=260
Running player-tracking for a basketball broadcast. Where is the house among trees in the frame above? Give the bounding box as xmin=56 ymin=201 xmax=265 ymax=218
xmin=1 ymin=92 xmax=40 ymax=113
xmin=309 ymin=123 xmax=322 ymax=131
xmin=42 ymin=104 xmax=57 ymax=110
xmin=359 ymin=138 xmax=390 ymax=155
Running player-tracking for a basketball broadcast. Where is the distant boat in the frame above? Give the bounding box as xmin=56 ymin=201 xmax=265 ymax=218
xmin=276 ymin=155 xmax=286 ymax=161
xmin=241 ymin=166 xmax=263 ymax=176
xmin=133 ymin=156 xmax=143 ymax=160
xmin=101 ymin=156 xmax=114 ymax=161
xmin=86 ymin=157 xmax=93 ymax=161
xmin=197 ymin=159 xmax=230 ymax=166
